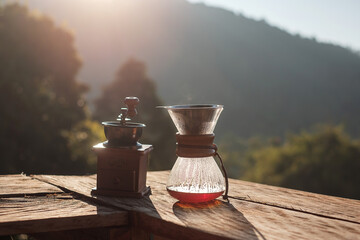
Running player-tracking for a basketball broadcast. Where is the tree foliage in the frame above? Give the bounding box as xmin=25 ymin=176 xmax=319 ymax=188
xmin=0 ymin=4 xmax=102 ymax=174
xmin=94 ymin=59 xmax=176 ymax=170
xmin=220 ymin=125 xmax=360 ymax=199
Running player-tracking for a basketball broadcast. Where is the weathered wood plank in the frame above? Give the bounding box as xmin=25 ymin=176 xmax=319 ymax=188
xmin=31 ymin=174 xmax=96 ymax=197
xmin=147 ymin=171 xmax=360 ymax=224
xmin=146 ymin=171 xmax=168 ymax=184
xmin=0 ymin=194 xmax=128 ymax=236
xmin=32 ymin=173 xmax=360 ymax=240
xmin=227 ymin=178 xmax=360 ymax=224
xmin=136 ymin=183 xmax=360 ymax=240
xmin=0 ymin=174 xmax=62 ymax=197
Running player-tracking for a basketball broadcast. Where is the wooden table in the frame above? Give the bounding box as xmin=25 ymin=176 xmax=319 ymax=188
xmin=0 ymin=171 xmax=359 ymax=239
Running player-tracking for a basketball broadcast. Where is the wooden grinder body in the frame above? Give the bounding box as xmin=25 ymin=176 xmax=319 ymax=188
xmin=91 ymin=142 xmax=153 ymax=198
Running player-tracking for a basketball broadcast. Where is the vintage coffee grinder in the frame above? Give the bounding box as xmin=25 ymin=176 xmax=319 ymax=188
xmin=91 ymin=97 xmax=153 ymax=198
xmin=160 ymin=104 xmax=229 ymax=203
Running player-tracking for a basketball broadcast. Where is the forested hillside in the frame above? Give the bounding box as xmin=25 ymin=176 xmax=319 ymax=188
xmin=21 ymin=0 xmax=360 ymax=138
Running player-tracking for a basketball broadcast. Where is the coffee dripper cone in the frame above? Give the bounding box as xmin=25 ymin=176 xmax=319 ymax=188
xmin=160 ymin=104 xmax=223 ymax=135
xmin=159 ymin=104 xmax=226 ymax=203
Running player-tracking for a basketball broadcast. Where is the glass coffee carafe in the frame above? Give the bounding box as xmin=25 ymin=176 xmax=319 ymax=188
xmin=161 ymin=104 xmax=227 ymax=203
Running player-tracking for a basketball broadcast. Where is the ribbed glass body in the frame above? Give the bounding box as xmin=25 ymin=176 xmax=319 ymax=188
xmin=166 ymin=156 xmax=225 ymax=203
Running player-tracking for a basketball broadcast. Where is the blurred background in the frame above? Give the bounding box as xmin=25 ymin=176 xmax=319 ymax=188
xmin=0 ymin=0 xmax=359 ymax=200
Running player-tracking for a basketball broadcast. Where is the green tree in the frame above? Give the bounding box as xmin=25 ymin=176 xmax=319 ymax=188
xmin=241 ymin=125 xmax=360 ymax=199
xmin=218 ymin=134 xmax=270 ymax=179
xmin=94 ymin=59 xmax=176 ymax=170
xmin=0 ymin=4 xmax=102 ymax=174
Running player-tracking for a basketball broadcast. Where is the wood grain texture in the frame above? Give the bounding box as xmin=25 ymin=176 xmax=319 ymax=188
xmin=0 ymin=193 xmax=128 ymax=235
xmin=0 ymin=174 xmax=62 ymax=197
xmin=32 ymin=172 xmax=360 ymax=240
xmin=147 ymin=171 xmax=360 ymax=223
xmin=146 ymin=171 xmax=360 ymax=225
xmin=227 ymin=178 xmax=360 ymax=224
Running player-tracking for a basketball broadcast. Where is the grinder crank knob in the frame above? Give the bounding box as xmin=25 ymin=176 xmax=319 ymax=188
xmin=124 ymin=97 xmax=139 ymax=118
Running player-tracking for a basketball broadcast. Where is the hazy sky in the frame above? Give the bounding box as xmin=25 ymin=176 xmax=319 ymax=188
xmin=3 ymin=0 xmax=359 ymax=51
xmin=188 ymin=0 xmax=360 ymax=51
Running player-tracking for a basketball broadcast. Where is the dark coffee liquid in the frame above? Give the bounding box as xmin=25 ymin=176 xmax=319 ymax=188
xmin=167 ymin=189 xmax=224 ymax=203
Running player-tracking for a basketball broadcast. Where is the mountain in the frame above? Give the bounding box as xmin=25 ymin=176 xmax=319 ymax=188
xmin=16 ymin=0 xmax=360 ymax=137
